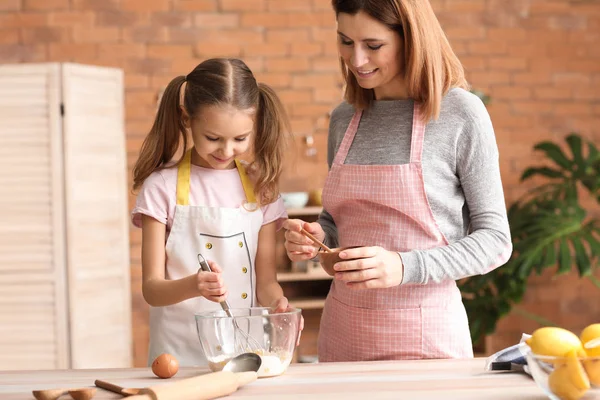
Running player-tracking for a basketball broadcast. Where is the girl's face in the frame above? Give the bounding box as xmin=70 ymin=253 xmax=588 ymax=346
xmin=189 ymin=105 xmax=255 ymax=170
xmin=336 ymin=11 xmax=406 ymax=99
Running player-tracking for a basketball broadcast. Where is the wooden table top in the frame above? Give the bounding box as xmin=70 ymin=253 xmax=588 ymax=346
xmin=0 ymin=358 xmax=549 ymax=400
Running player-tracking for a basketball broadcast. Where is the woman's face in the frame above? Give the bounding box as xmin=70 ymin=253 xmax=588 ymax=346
xmin=336 ymin=11 xmax=406 ymax=99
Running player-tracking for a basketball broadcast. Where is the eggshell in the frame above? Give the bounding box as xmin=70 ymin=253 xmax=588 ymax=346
xmin=152 ymin=353 xmax=179 ymax=379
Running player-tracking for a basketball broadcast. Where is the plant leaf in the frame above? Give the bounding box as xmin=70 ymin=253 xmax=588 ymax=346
xmin=497 ymin=300 xmax=511 ymax=316
xmin=564 ymin=182 xmax=578 ymax=202
xmin=571 ymin=237 xmax=591 ymax=276
xmin=469 ymin=315 xmax=482 ymax=343
xmin=517 ymin=255 xmax=535 ymax=279
xmin=541 ymin=243 xmax=557 ymax=269
xmin=566 ymin=134 xmax=584 ymax=167
xmin=521 ymin=167 xmax=564 ymax=181
xmin=558 ymin=239 xmax=572 ymax=274
xmin=587 ymin=142 xmax=600 ymax=165
xmin=583 ymin=230 xmax=600 ymax=258
xmin=534 ymin=142 xmax=573 ymax=170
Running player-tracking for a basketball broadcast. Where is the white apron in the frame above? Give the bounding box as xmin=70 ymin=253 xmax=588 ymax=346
xmin=148 ymin=149 xmax=263 ymax=366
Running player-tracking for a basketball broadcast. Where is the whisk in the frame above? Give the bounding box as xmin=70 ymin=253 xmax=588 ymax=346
xmin=197 ymin=254 xmax=262 ymax=353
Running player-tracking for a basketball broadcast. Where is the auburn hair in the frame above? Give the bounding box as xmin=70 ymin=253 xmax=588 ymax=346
xmin=332 ymin=0 xmax=469 ymax=121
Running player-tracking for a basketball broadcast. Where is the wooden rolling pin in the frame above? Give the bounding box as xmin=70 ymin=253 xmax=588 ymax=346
xmin=126 ymin=371 xmax=257 ymax=400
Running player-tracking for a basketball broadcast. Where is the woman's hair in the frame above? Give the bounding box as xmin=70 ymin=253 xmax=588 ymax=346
xmin=331 ymin=0 xmax=469 ymax=121
xmin=132 ymin=58 xmax=290 ymax=204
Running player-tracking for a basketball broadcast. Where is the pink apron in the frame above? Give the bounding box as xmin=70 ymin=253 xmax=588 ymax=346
xmin=318 ymin=104 xmax=474 ymax=362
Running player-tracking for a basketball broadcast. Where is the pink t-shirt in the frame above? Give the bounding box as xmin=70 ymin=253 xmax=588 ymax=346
xmin=131 ymin=164 xmax=287 ymax=235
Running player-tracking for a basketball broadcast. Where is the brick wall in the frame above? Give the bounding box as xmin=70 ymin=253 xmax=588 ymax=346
xmin=2 ymin=0 xmax=598 ymax=366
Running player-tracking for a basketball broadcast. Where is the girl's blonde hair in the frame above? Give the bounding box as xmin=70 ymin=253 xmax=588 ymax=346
xmin=132 ymin=58 xmax=290 ymax=204
xmin=332 ymin=0 xmax=470 ymax=121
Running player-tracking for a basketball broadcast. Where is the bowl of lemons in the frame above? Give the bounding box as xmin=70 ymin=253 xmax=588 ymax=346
xmin=525 ymin=323 xmax=600 ymax=400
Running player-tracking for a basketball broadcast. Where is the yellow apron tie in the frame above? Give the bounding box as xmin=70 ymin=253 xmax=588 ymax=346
xmin=176 ymin=149 xmax=256 ymax=206
xmin=176 ymin=150 xmax=192 ymax=206
xmin=234 ymin=159 xmax=257 ymax=204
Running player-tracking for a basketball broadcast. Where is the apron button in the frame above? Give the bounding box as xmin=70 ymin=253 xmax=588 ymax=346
xmin=205 ymin=243 xmax=213 ymax=250
xmin=242 ymin=267 xmax=248 ymax=274
xmin=238 ymin=241 xmax=243 ymax=248
xmin=241 ymin=293 xmax=248 ymax=299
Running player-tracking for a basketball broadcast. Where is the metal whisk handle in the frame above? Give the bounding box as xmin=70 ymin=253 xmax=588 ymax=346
xmin=197 ymin=254 xmax=234 ymax=318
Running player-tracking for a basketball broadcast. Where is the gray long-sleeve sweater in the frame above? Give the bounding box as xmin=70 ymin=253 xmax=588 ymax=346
xmin=319 ymin=87 xmax=513 ymax=285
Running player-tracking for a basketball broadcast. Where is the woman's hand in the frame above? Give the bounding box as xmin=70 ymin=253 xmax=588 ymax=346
xmin=282 ymin=219 xmax=325 ymax=261
xmin=196 ymin=260 xmax=228 ymax=302
xmin=333 ymin=246 xmax=404 ymax=289
xmin=270 ymin=296 xmax=304 ymax=346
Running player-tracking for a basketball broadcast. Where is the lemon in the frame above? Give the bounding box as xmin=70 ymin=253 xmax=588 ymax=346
xmin=581 ymin=323 xmax=600 ymax=358
xmin=579 ymin=323 xmax=600 ymax=385
xmin=548 ymin=350 xmax=590 ymax=400
xmin=526 ymin=327 xmax=584 ymax=358
xmin=583 ymin=359 xmax=600 ymax=386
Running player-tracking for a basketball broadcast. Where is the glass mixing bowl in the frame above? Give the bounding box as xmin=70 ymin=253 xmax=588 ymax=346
xmin=526 ymin=351 xmax=600 ymax=400
xmin=195 ymin=307 xmax=302 ymax=378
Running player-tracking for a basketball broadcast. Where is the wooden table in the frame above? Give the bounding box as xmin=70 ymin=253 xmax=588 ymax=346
xmin=0 ymin=358 xmax=547 ymax=400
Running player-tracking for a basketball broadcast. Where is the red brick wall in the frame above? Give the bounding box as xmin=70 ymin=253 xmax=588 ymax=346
xmin=2 ymin=0 xmax=598 ymax=366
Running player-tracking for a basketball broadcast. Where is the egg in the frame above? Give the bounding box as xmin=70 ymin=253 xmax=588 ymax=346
xmin=152 ymin=353 xmax=179 ymax=379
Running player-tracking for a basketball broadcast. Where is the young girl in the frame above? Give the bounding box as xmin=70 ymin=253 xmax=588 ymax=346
xmin=132 ymin=58 xmax=292 ymax=367
xmin=284 ymin=0 xmax=512 ymax=362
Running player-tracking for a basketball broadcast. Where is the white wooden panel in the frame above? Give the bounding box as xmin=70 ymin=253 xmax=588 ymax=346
xmin=0 ymin=63 xmax=69 ymax=370
xmin=0 ymin=278 xmax=58 ymax=370
xmin=61 ymin=63 xmax=132 ymax=368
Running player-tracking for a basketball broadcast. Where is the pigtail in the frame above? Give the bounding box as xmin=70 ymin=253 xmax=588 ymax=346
xmin=253 ymin=83 xmax=291 ymax=204
xmin=132 ymin=75 xmax=188 ymax=191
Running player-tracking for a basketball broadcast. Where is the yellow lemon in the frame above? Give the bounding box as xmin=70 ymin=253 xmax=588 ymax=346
xmin=581 ymin=323 xmax=600 ymax=358
xmin=583 ymin=359 xmax=600 ymax=386
xmin=526 ymin=327 xmax=584 ymax=358
xmin=580 ymin=323 xmax=600 ymax=385
xmin=548 ymin=350 xmax=590 ymax=400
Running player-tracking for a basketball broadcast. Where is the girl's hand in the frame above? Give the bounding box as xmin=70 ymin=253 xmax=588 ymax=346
xmin=283 ymin=219 xmax=325 ymax=261
xmin=333 ymin=246 xmax=404 ymax=289
xmin=270 ymin=297 xmax=304 ymax=346
xmin=196 ymin=260 xmax=228 ymax=302
xmin=269 ymin=296 xmax=290 ymax=313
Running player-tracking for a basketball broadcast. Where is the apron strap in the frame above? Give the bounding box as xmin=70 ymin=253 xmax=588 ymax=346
xmin=333 ymin=110 xmax=363 ymax=165
xmin=335 ymin=103 xmax=426 ymax=165
xmin=176 ymin=149 xmax=192 ymax=206
xmin=176 ymin=149 xmax=256 ymax=206
xmin=234 ymin=159 xmax=257 ymax=204
xmin=409 ymin=103 xmax=426 ymax=164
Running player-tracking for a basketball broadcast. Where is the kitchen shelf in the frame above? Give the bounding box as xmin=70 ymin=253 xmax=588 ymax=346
xmin=286 ymin=206 xmax=323 ymax=217
xmin=289 ymin=298 xmax=326 ymax=309
xmin=277 ymin=269 xmax=332 ymax=282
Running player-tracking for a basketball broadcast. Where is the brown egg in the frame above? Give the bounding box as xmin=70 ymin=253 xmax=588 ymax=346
xmin=152 ymin=353 xmax=179 ymax=379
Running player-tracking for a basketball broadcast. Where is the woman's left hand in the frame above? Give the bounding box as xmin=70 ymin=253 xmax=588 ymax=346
xmin=333 ymin=246 xmax=404 ymax=289
xmin=270 ymin=297 xmax=304 ymax=346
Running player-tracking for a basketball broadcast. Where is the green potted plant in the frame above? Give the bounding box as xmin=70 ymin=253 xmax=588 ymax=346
xmin=458 ymin=133 xmax=600 ymax=348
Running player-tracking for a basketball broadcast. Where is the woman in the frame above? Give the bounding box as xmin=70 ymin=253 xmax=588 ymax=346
xmin=283 ymin=0 xmax=512 ymax=362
